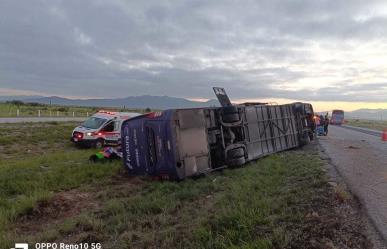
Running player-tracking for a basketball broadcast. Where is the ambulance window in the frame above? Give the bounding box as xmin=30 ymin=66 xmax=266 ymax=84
xmin=102 ymin=121 xmax=114 ymax=132
xmin=83 ymin=117 xmax=106 ymax=129
xmin=114 ymin=121 xmax=120 ymax=131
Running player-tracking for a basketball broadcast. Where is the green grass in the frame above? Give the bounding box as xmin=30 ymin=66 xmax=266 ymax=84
xmin=0 ymin=150 xmax=121 ymax=234
xmin=346 ymin=119 xmax=387 ymax=131
xmin=0 ymin=122 xmax=79 ymax=162
xmin=0 ymin=121 xmax=122 ymax=245
xmin=0 ymin=102 xmax=96 ymax=117
xmin=0 ymin=122 xmax=366 ymax=248
xmin=3 ymin=150 xmax=330 ymax=249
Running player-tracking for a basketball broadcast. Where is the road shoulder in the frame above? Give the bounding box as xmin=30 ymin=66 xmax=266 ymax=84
xmin=318 ymin=138 xmax=387 ymax=249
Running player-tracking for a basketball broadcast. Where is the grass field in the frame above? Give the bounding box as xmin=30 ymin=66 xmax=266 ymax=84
xmin=346 ymin=119 xmax=387 ymax=131
xmin=0 ymin=102 xmax=148 ymax=117
xmin=0 ymin=102 xmax=96 ymax=117
xmin=0 ymin=122 xmax=122 ymax=245
xmin=0 ymin=122 xmax=79 ymax=162
xmin=0 ymin=122 xmax=371 ymax=248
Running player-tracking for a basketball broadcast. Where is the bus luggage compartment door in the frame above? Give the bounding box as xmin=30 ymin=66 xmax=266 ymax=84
xmin=175 ymin=109 xmax=211 ymax=177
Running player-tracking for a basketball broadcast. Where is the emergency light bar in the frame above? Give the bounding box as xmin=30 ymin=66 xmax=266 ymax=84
xmin=98 ymin=110 xmax=117 ymax=115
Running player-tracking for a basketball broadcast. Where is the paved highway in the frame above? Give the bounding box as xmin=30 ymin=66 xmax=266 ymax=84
xmin=319 ymin=125 xmax=387 ymax=243
xmin=0 ymin=117 xmax=86 ymax=123
xmin=341 ymin=124 xmax=383 ymax=137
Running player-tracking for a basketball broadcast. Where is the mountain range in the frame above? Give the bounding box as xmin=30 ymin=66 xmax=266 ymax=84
xmin=1 ymin=95 xmax=387 ymax=120
xmin=0 ymin=95 xmax=220 ymax=110
xmin=345 ymin=109 xmax=387 ymax=120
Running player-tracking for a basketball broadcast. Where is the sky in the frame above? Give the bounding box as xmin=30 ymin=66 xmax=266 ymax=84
xmin=1 ymin=0 xmax=387 ymax=111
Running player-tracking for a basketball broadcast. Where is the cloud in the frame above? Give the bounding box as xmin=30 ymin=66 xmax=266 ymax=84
xmin=74 ymin=28 xmax=93 ymax=46
xmin=1 ymin=0 xmax=387 ymax=102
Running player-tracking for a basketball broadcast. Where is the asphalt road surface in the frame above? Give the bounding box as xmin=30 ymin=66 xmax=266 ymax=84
xmin=342 ymin=124 xmax=383 ymax=137
xmin=0 ymin=117 xmax=86 ymax=123
xmin=319 ymin=125 xmax=387 ymax=243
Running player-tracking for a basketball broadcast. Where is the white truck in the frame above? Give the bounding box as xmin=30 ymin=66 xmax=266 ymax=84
xmin=71 ymin=110 xmax=140 ymax=148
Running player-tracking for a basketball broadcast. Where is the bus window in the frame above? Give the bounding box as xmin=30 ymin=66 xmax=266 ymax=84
xmin=146 ymin=127 xmax=157 ymax=166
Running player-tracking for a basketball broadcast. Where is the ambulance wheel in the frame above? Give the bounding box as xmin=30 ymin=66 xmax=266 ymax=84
xmin=95 ymin=139 xmax=105 ymax=149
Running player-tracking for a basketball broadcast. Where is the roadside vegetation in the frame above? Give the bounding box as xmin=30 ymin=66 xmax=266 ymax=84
xmin=0 ymin=122 xmax=121 ymax=244
xmin=0 ymin=102 xmax=148 ymax=117
xmin=0 ymin=122 xmax=371 ymax=248
xmin=0 ymin=122 xmax=79 ymax=162
xmin=346 ymin=119 xmax=387 ymax=131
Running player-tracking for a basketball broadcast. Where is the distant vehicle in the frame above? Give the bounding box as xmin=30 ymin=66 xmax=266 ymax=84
xmin=71 ymin=110 xmax=140 ymax=148
xmin=121 ymin=88 xmax=315 ymax=180
xmin=331 ymin=110 xmax=344 ymax=125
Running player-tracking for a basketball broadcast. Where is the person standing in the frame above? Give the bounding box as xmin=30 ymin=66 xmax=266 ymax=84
xmin=324 ymin=113 xmax=329 ymax=135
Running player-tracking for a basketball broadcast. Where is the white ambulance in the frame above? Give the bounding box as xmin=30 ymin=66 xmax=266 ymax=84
xmin=71 ymin=110 xmax=141 ymax=148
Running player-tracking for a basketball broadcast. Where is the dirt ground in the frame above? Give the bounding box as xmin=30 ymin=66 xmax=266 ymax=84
xmin=12 ymin=173 xmax=145 ymax=239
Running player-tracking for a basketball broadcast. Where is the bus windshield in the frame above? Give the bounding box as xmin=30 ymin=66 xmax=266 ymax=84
xmin=82 ymin=117 xmax=107 ymax=129
xmin=332 ymin=110 xmax=344 ymax=115
xmin=331 ymin=110 xmax=344 ymax=125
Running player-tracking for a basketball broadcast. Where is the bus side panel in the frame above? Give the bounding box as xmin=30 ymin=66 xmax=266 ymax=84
xmin=271 ymin=106 xmax=282 ymax=151
xmin=121 ymin=119 xmax=151 ymax=176
xmin=262 ymin=106 xmax=273 ymax=154
xmin=276 ymin=105 xmax=288 ymax=150
xmin=243 ymin=104 xmax=301 ymax=161
xmin=243 ymin=106 xmax=263 ymax=160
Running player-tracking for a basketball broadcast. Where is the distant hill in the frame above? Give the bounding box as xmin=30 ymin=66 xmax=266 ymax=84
xmin=346 ymin=109 xmax=387 ymax=120
xmin=0 ymin=95 xmax=43 ymax=102
xmin=3 ymin=96 xmax=386 ymax=119
xmin=1 ymin=95 xmax=220 ymax=110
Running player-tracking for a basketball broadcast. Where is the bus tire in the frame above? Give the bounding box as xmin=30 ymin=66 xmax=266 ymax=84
xmin=222 ymin=106 xmax=240 ymax=123
xmin=223 ymin=106 xmax=239 ymax=115
xmin=227 ymin=157 xmax=246 ymax=167
xmin=228 ymin=147 xmax=245 ymax=158
xmin=223 ymin=113 xmax=240 ymax=123
xmin=95 ymin=139 xmax=105 ymax=149
xmin=299 ymin=133 xmax=310 ymax=146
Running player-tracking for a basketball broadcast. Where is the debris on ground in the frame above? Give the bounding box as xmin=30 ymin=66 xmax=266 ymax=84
xmin=89 ymin=147 xmax=122 ymax=163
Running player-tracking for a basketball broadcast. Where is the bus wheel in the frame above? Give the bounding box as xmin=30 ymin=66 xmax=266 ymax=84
xmin=222 ymin=106 xmax=240 ymax=123
xmin=227 ymin=147 xmax=246 ymax=167
xmin=95 ymin=139 xmax=105 ymax=149
xmin=227 ymin=157 xmax=246 ymax=167
xmin=309 ymin=132 xmax=314 ymax=141
xmin=299 ymin=133 xmax=310 ymax=146
xmin=228 ymin=147 xmax=245 ymax=158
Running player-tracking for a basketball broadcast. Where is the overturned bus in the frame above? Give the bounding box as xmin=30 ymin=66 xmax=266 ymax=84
xmin=121 ymin=88 xmax=315 ymax=180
